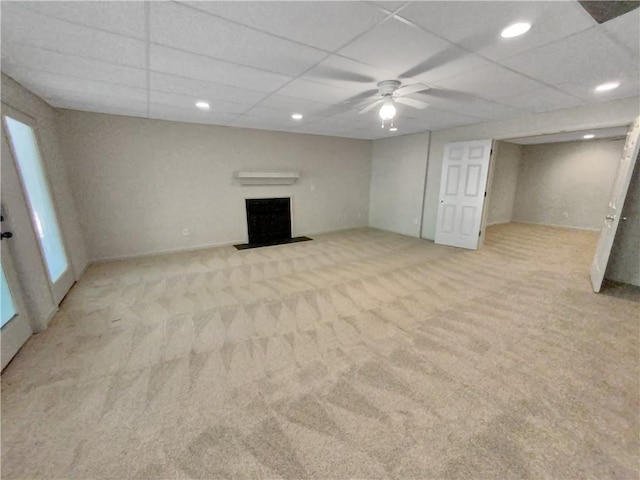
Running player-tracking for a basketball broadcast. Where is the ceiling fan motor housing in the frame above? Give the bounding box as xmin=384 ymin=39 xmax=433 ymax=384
xmin=377 ymin=80 xmax=401 ymax=96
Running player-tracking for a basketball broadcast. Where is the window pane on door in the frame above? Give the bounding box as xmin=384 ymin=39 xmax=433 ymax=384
xmin=4 ymin=116 xmax=69 ymax=282
xmin=1 ymin=264 xmax=17 ymax=327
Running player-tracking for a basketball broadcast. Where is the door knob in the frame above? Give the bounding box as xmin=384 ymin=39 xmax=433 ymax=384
xmin=605 ymin=215 xmax=616 ymax=221
xmin=1 ymin=231 xmax=13 ymax=240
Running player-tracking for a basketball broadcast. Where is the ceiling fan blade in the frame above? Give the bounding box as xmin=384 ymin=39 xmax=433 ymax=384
xmin=395 ymin=97 xmax=429 ymax=109
xmin=308 ymin=65 xmax=376 ymax=84
xmin=395 ymin=83 xmax=430 ymax=97
xmin=359 ymin=99 xmax=383 ymax=114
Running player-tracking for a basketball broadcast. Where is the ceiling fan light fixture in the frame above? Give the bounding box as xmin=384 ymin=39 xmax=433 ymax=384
xmin=500 ymin=22 xmax=531 ymax=38
xmin=379 ymin=97 xmax=396 ymax=120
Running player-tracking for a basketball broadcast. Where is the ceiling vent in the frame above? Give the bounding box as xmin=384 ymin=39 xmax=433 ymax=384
xmin=578 ymin=1 xmax=639 ymax=24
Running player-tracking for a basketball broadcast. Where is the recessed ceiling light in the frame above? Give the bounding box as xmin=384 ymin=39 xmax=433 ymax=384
xmin=195 ymin=101 xmax=210 ymax=110
xmin=500 ymin=22 xmax=531 ymax=38
xmin=389 ymin=127 xmax=398 ymax=132
xmin=595 ymin=81 xmax=620 ymax=92
xmin=583 ymin=134 xmax=595 ymax=139
xmin=291 ymin=113 xmax=303 ymax=120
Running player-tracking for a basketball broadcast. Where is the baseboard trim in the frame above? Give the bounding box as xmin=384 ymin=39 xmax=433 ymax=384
xmin=89 ymin=225 xmax=372 ymax=264
xmin=91 ymin=239 xmax=246 ymax=263
xmin=511 ymin=221 xmax=600 ymax=232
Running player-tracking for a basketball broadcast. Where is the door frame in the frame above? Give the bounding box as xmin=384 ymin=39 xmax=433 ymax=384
xmin=1 ymin=103 xmax=75 ymax=304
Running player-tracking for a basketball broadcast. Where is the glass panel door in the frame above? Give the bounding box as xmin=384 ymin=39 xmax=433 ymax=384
xmin=1 ymin=264 xmax=17 ymax=327
xmin=1 ymin=221 xmax=33 ymax=370
xmin=2 ymin=110 xmax=74 ymax=304
xmin=4 ymin=116 xmax=69 ymax=281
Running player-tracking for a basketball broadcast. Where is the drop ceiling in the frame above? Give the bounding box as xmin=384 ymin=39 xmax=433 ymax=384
xmin=1 ymin=1 xmax=638 ymax=140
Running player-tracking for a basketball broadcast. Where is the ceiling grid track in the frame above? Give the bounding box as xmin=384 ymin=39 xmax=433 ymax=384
xmin=144 ymin=1 xmax=151 ymax=118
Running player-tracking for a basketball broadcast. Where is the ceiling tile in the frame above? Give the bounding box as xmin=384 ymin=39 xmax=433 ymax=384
xmin=229 ymin=114 xmax=304 ymax=132
xmin=257 ymin=95 xmax=338 ymax=117
xmin=275 ymin=79 xmax=360 ymax=104
xmin=149 ymin=104 xmax=238 ymax=126
xmin=413 ymin=89 xmax=525 ymax=120
xmin=52 ymin=98 xmax=148 ymax=119
xmin=371 ymin=2 xmax=410 ymax=14
xmin=150 ymin=2 xmax=326 ymax=76
xmin=150 ymin=72 xmax=269 ymax=106
xmin=495 ymin=86 xmax=588 ymax=113
xmin=500 ymin=27 xmax=638 ymax=98
xmin=4 ymin=67 xmax=146 ymax=104
xmin=239 ymin=105 xmax=324 ymax=128
xmin=2 ymin=44 xmax=146 ymax=88
xmin=149 ymin=45 xmax=292 ymax=93
xmin=13 ymin=1 xmax=145 ymax=39
xmin=150 ymin=91 xmax=249 ymax=115
xmin=1 ymin=3 xmax=146 ymax=68
xmin=179 ymin=1 xmax=387 ymax=52
xmin=433 ymin=64 xmax=548 ymax=101
xmin=337 ymin=16 xmax=489 ymax=81
xmin=400 ymin=1 xmax=595 ymax=61
xmin=293 ymin=121 xmax=373 ymax=139
xmin=400 ymin=107 xmax=486 ymax=130
xmin=601 ymin=8 xmax=640 ymax=56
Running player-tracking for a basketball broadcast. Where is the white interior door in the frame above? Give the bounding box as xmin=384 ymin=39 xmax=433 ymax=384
xmin=435 ymin=139 xmax=493 ymax=250
xmin=2 ymin=106 xmax=74 ymax=304
xmin=1 ymin=215 xmax=33 ymax=370
xmin=590 ymin=117 xmax=640 ymax=292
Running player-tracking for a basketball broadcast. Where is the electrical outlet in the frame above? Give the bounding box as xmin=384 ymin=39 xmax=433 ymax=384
xmin=182 ymin=228 xmax=189 ymax=236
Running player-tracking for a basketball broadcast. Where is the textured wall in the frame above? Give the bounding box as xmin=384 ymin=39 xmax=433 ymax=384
xmin=487 ymin=141 xmax=522 ymax=226
xmin=512 ymin=139 xmax=623 ymax=230
xmin=369 ymin=132 xmax=429 ymax=237
xmin=56 ymin=110 xmax=372 ymax=260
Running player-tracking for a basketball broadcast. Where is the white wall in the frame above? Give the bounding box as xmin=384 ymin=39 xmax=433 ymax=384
xmin=369 ymin=132 xmax=429 ymax=237
xmin=56 ymin=109 xmax=371 ymax=261
xmin=513 ymin=138 xmax=624 ymax=230
xmin=1 ymin=73 xmax=88 ymax=330
xmin=607 ymin=160 xmax=640 ymax=286
xmin=486 ymin=141 xmax=522 ymax=226
xmin=422 ymin=97 xmax=640 ymax=239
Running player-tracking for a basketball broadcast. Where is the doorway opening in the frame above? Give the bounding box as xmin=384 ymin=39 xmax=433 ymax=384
xmin=485 ymin=123 xmax=638 ymax=291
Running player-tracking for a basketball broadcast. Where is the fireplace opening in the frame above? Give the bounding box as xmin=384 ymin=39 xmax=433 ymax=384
xmin=234 ymin=197 xmax=312 ymax=250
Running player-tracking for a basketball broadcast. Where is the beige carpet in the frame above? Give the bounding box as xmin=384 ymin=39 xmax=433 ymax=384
xmin=2 ymin=223 xmax=638 ymax=479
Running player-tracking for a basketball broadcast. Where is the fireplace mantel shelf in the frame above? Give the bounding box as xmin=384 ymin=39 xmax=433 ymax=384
xmin=235 ymin=171 xmax=300 ymax=185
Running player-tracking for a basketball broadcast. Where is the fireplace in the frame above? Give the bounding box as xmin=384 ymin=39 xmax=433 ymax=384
xmin=234 ymin=197 xmax=312 ymax=250
xmin=246 ymin=197 xmax=291 ymax=245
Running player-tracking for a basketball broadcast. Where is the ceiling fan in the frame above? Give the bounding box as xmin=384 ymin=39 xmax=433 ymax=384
xmin=358 ymin=80 xmax=430 ymax=124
